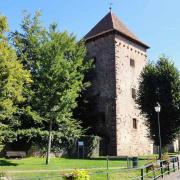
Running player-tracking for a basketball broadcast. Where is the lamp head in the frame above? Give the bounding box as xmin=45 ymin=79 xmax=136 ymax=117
xmin=154 ymin=102 xmax=161 ymax=112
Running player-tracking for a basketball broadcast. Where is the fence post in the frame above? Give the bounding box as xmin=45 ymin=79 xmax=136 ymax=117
xmin=127 ymin=156 xmax=129 ymax=168
xmin=173 ymin=158 xmax=175 ymax=172
xmin=106 ymin=155 xmax=109 ymax=180
xmin=167 ymin=162 xmax=170 ymax=175
xmin=177 ymin=156 xmax=180 ymax=170
xmin=160 ymin=161 xmax=163 ymax=178
xmin=141 ymin=168 xmax=144 ymax=180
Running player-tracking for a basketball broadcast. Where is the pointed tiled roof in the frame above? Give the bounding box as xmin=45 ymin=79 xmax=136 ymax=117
xmin=84 ymin=12 xmax=149 ymax=49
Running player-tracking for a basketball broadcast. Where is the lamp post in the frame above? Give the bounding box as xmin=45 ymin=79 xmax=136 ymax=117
xmin=154 ymin=102 xmax=162 ymax=159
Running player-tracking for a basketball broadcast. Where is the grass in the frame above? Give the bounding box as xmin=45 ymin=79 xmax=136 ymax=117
xmin=0 ymin=156 xmax=160 ymax=179
xmin=0 ymin=157 xmax=128 ymax=170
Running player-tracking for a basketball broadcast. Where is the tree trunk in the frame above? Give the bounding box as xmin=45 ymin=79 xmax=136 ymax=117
xmin=46 ymin=119 xmax=52 ymax=165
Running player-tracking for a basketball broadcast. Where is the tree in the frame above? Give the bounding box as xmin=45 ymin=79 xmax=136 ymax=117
xmin=10 ymin=12 xmax=91 ymax=164
xmin=0 ymin=15 xmax=32 ymax=143
xmin=136 ymin=56 xmax=180 ymax=147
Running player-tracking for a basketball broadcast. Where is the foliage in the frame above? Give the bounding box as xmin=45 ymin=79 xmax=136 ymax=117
xmin=161 ymin=153 xmax=170 ymax=161
xmin=136 ymin=56 xmax=180 ymax=146
xmin=72 ymin=169 xmax=90 ymax=180
xmin=63 ymin=169 xmax=90 ymax=180
xmin=0 ymin=15 xmax=32 ymax=143
xmin=0 ymin=171 xmax=7 ymax=178
xmin=0 ymin=12 xmax=92 ymax=152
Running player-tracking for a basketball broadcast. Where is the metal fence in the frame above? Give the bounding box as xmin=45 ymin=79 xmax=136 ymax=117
xmin=132 ymin=156 xmax=179 ymax=180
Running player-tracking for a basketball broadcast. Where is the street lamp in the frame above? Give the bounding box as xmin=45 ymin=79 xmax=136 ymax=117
xmin=154 ymin=102 xmax=162 ymax=159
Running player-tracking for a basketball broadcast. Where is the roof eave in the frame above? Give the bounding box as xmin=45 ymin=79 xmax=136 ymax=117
xmin=84 ymin=29 xmax=150 ymax=49
xmin=114 ymin=30 xmax=150 ymax=49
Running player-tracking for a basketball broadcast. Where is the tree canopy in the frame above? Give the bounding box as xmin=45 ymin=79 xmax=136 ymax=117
xmin=136 ymin=56 xmax=180 ymax=147
xmin=0 ymin=15 xmax=32 ymax=143
xmin=0 ymin=12 xmax=92 ymax=154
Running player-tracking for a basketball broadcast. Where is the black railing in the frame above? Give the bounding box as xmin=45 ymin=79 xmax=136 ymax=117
xmin=132 ymin=156 xmax=179 ymax=180
xmin=90 ymin=155 xmax=180 ymax=180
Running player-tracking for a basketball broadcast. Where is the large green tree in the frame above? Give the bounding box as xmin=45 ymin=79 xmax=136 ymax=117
xmin=0 ymin=16 xmax=32 ymax=143
xmin=136 ymin=56 xmax=180 ymax=147
xmin=10 ymin=12 xmax=91 ymax=163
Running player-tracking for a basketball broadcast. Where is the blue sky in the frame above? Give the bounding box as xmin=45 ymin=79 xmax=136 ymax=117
xmin=1 ymin=0 xmax=180 ymax=69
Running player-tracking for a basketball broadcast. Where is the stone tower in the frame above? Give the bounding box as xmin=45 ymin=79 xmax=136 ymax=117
xmin=84 ymin=11 xmax=152 ymax=156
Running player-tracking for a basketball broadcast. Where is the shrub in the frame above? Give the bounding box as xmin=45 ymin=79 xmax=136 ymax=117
xmin=63 ymin=169 xmax=90 ymax=180
xmin=0 ymin=172 xmax=8 ymax=179
xmin=0 ymin=172 xmax=5 ymax=177
xmin=161 ymin=153 xmax=170 ymax=161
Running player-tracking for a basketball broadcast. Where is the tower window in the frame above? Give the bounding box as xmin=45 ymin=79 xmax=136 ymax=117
xmin=133 ymin=118 xmax=137 ymax=129
xmin=132 ymin=88 xmax=136 ymax=99
xmin=130 ymin=59 xmax=135 ymax=67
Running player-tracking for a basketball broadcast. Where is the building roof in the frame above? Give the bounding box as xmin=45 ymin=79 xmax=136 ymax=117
xmin=84 ymin=11 xmax=149 ymax=49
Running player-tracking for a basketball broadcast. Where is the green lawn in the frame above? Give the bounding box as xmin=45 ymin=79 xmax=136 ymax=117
xmin=0 ymin=157 xmax=128 ymax=170
xmin=0 ymin=157 xmax=155 ymax=180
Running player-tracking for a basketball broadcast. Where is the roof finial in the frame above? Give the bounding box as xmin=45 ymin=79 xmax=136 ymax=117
xmin=109 ymin=3 xmax=113 ymax=12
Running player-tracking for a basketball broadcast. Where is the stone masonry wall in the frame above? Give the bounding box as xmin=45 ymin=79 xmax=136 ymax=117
xmin=115 ymin=34 xmax=153 ymax=156
xmin=85 ymin=33 xmax=153 ymax=156
xmin=85 ymin=34 xmax=117 ymax=155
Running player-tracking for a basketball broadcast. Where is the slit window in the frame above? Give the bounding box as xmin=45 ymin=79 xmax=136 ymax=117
xmin=132 ymin=88 xmax=136 ymax=99
xmin=133 ymin=118 xmax=137 ymax=129
xmin=130 ymin=59 xmax=135 ymax=67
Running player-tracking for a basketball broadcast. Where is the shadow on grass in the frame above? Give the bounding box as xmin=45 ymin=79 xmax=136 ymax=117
xmin=0 ymin=160 xmax=17 ymax=166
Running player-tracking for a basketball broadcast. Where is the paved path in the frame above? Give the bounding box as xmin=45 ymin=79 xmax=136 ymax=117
xmin=160 ymin=170 xmax=180 ymax=180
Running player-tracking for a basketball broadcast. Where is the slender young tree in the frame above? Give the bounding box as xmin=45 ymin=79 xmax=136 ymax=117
xmin=136 ymin=56 xmax=180 ymax=147
xmin=11 ymin=12 xmax=91 ymax=164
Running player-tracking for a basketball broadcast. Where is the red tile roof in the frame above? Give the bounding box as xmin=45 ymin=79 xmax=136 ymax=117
xmin=84 ymin=12 xmax=149 ymax=49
